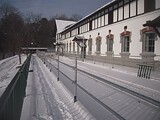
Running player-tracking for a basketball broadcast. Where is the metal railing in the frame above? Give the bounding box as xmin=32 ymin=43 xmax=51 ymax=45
xmin=37 ymin=51 xmax=125 ymax=120
xmin=0 ymin=54 xmax=31 ymax=120
xmin=137 ymin=64 xmax=153 ymax=79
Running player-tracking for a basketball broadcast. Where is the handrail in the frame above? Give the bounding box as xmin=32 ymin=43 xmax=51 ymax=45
xmin=0 ymin=54 xmax=31 ymax=120
xmin=37 ymin=52 xmax=126 ymax=120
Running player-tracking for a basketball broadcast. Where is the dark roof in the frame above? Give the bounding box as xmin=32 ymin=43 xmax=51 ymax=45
xmin=21 ymin=47 xmax=48 ymax=50
xmin=60 ymin=0 xmax=118 ymax=34
xmin=72 ymin=36 xmax=88 ymax=42
xmin=143 ymin=16 xmax=160 ymax=27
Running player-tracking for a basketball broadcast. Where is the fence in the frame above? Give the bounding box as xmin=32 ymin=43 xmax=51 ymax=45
xmin=137 ymin=64 xmax=153 ymax=79
xmin=64 ymin=52 xmax=160 ymax=70
xmin=37 ymin=51 xmax=125 ymax=120
xmin=0 ymin=54 xmax=31 ymax=120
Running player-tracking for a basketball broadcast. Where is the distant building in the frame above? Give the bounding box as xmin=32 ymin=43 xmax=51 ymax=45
xmin=56 ymin=0 xmax=160 ymax=69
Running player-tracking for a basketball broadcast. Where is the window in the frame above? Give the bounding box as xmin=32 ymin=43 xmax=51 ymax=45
xmin=96 ymin=33 xmax=102 ymax=53
xmin=88 ymin=36 xmax=92 ymax=52
xmin=92 ymin=20 xmax=95 ymax=29
xmin=95 ymin=19 xmax=98 ymax=28
xmin=144 ymin=0 xmax=155 ymax=13
xmin=101 ymin=15 xmax=104 ymax=26
xmin=123 ymin=36 xmax=130 ymax=52
xmin=120 ymin=29 xmax=131 ymax=53
xmin=140 ymin=27 xmax=157 ymax=53
xmin=106 ymin=31 xmax=114 ymax=52
xmin=144 ymin=33 xmax=155 ymax=52
xmin=105 ymin=14 xmax=108 ymax=25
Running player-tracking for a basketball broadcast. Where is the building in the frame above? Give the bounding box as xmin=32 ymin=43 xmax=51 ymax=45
xmin=56 ymin=0 xmax=160 ymax=70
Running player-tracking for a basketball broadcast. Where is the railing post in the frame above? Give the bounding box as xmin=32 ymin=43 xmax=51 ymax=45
xmin=57 ymin=54 xmax=59 ymax=81
xmin=74 ymin=57 xmax=77 ymax=102
xmin=44 ymin=52 xmax=45 ymax=64
xmin=112 ymin=54 xmax=114 ymax=68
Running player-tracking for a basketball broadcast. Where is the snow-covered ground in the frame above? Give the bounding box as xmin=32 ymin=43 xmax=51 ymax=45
xmin=20 ymin=55 xmax=96 ymax=120
xmin=35 ymin=53 xmax=160 ymax=120
xmin=59 ymin=56 xmax=160 ymax=102
xmin=1 ymin=54 xmax=160 ymax=120
xmin=0 ymin=54 xmax=27 ymax=97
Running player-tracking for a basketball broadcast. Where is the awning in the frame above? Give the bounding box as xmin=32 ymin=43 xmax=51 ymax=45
xmin=143 ymin=16 xmax=160 ymax=37
xmin=54 ymin=42 xmax=64 ymax=46
xmin=72 ymin=36 xmax=88 ymax=42
xmin=143 ymin=16 xmax=160 ymax=27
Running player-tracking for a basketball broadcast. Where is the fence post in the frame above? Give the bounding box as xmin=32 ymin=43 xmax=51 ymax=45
xmin=57 ymin=54 xmax=59 ymax=81
xmin=112 ymin=54 xmax=114 ymax=68
xmin=44 ymin=52 xmax=45 ymax=64
xmin=74 ymin=57 xmax=77 ymax=102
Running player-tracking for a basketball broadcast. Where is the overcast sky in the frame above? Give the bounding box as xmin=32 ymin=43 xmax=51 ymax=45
xmin=2 ymin=0 xmax=112 ymax=19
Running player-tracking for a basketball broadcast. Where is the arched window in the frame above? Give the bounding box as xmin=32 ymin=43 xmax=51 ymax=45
xmin=96 ymin=33 xmax=102 ymax=54
xmin=88 ymin=35 xmax=92 ymax=53
xmin=106 ymin=30 xmax=114 ymax=52
xmin=140 ymin=27 xmax=157 ymax=53
xmin=120 ymin=27 xmax=131 ymax=53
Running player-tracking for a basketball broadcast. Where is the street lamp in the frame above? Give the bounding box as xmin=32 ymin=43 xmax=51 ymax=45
xmin=53 ymin=42 xmax=64 ymax=55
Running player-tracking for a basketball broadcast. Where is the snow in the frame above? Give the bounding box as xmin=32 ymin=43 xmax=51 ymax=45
xmin=42 ymin=55 xmax=160 ymax=120
xmin=20 ymin=55 xmax=96 ymax=120
xmin=59 ymin=56 xmax=160 ymax=102
xmin=2 ymin=53 xmax=160 ymax=120
xmin=0 ymin=54 xmax=27 ymax=97
xmin=55 ymin=19 xmax=77 ymax=33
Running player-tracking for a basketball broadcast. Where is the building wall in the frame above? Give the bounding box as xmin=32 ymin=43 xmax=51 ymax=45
xmin=62 ymin=9 xmax=160 ymax=59
xmin=57 ymin=0 xmax=160 ymax=68
xmin=156 ymin=0 xmax=160 ymax=9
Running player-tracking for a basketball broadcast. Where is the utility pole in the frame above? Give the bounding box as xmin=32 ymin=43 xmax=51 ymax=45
xmin=82 ymin=36 xmax=84 ymax=62
xmin=74 ymin=57 xmax=77 ymax=102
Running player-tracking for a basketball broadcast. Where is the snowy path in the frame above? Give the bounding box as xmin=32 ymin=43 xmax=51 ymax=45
xmin=58 ymin=56 xmax=160 ymax=103
xmin=41 ymin=55 xmax=160 ymax=120
xmin=21 ymin=55 xmax=95 ymax=120
xmin=0 ymin=55 xmax=27 ymax=97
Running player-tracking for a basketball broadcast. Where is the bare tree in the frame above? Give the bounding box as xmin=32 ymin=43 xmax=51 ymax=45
xmin=0 ymin=3 xmax=24 ymax=62
xmin=70 ymin=14 xmax=82 ymax=21
xmin=24 ymin=12 xmax=42 ymax=24
xmin=0 ymin=3 xmax=18 ymax=18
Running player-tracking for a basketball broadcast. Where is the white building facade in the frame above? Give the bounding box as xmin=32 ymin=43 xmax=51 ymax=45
xmin=56 ymin=0 xmax=160 ymax=69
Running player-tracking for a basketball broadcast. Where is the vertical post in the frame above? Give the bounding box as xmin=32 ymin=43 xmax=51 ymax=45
xmin=82 ymin=36 xmax=84 ymax=62
xmin=74 ymin=57 xmax=77 ymax=102
xmin=57 ymin=54 xmax=59 ymax=81
xmin=112 ymin=54 xmax=114 ymax=68
xmin=18 ymin=54 xmax=21 ymax=64
xmin=44 ymin=52 xmax=45 ymax=64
